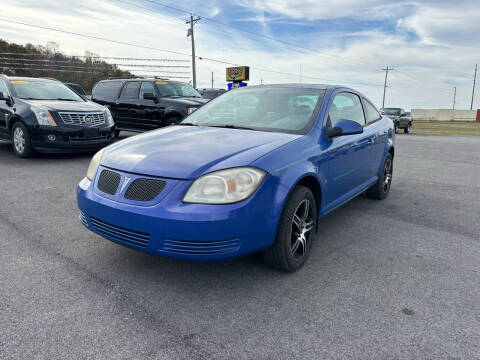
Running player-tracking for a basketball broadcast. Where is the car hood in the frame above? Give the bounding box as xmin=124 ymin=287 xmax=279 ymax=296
xmin=165 ymin=97 xmax=209 ymax=107
xmin=21 ymin=99 xmax=104 ymax=112
xmin=101 ymin=125 xmax=301 ymax=179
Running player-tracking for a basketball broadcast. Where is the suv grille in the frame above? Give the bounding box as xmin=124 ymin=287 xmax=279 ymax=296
xmin=59 ymin=112 xmax=105 ymax=127
xmin=97 ymin=170 xmax=121 ymax=195
xmin=124 ymin=178 xmax=166 ymax=201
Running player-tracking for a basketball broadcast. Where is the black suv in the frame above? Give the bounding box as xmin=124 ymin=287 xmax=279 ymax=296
xmin=0 ymin=75 xmax=115 ymax=157
xmin=91 ymin=78 xmax=208 ymax=136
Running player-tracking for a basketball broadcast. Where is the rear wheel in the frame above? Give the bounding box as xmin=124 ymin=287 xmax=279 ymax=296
xmin=404 ymin=123 xmax=411 ymax=133
xmin=367 ymin=153 xmax=393 ymax=200
xmin=12 ymin=122 xmax=34 ymax=158
xmin=262 ymin=186 xmax=317 ymax=272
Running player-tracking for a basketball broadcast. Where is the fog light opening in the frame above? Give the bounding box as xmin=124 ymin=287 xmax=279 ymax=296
xmin=47 ymin=134 xmax=56 ymax=141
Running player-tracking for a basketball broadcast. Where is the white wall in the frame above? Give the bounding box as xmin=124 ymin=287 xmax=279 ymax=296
xmin=411 ymin=109 xmax=477 ymax=121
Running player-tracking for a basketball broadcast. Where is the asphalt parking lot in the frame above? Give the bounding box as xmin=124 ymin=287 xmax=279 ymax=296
xmin=0 ymin=133 xmax=479 ymax=360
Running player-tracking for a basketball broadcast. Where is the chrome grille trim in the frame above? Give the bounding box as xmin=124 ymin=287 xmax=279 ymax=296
xmin=90 ymin=217 xmax=150 ymax=248
xmin=59 ymin=112 xmax=105 ymax=127
xmin=79 ymin=211 xmax=88 ymax=227
xmin=162 ymin=239 xmax=241 ymax=255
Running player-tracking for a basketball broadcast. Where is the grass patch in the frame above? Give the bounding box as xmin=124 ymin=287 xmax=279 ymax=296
xmin=411 ymin=120 xmax=480 ymax=136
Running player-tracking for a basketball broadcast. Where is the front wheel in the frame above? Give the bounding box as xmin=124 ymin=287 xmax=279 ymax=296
xmin=164 ymin=116 xmax=181 ymax=127
xmin=12 ymin=122 xmax=34 ymax=158
xmin=367 ymin=153 xmax=393 ymax=200
xmin=262 ymin=186 xmax=317 ymax=272
xmin=394 ymin=124 xmax=398 ymax=134
xmin=404 ymin=123 xmax=411 ymax=133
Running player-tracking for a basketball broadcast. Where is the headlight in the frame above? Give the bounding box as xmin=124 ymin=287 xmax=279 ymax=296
xmin=183 ymin=167 xmax=266 ymax=204
xmin=86 ymin=148 xmax=105 ymax=181
xmin=31 ymin=106 xmax=56 ymax=126
xmin=187 ymin=107 xmax=198 ymax=115
xmin=104 ymin=107 xmax=115 ymax=127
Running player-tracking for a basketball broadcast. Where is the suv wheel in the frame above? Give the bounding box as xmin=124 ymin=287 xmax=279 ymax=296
xmin=367 ymin=153 xmax=393 ymax=200
xmin=262 ymin=186 xmax=317 ymax=272
xmin=164 ymin=116 xmax=181 ymax=127
xmin=404 ymin=123 xmax=411 ymax=134
xmin=12 ymin=122 xmax=34 ymax=158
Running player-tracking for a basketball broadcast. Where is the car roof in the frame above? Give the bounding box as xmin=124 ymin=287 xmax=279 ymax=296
xmin=3 ymin=76 xmax=59 ymax=82
xmin=245 ymin=83 xmax=345 ymax=91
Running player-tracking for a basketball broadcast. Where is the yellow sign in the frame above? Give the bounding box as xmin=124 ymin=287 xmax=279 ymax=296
xmin=226 ymin=66 xmax=249 ymax=82
xmin=155 ymin=81 xmax=167 ymax=85
xmin=10 ymin=80 xmax=28 ymax=84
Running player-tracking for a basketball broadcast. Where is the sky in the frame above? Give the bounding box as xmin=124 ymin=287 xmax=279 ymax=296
xmin=0 ymin=0 xmax=479 ymax=110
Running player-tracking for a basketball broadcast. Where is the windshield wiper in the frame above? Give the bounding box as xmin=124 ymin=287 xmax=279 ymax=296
xmin=207 ymin=124 xmax=257 ymax=131
xmin=56 ymin=98 xmax=78 ymax=101
xmin=179 ymin=122 xmax=198 ymax=126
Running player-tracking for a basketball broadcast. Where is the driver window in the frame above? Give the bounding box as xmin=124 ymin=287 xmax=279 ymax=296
xmin=139 ymin=82 xmax=155 ymax=99
xmin=0 ymin=80 xmax=8 ymax=97
xmin=328 ymin=92 xmax=366 ymax=127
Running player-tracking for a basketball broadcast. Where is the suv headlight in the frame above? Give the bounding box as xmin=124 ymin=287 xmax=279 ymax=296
xmin=183 ymin=167 xmax=266 ymax=204
xmin=187 ymin=107 xmax=198 ymax=115
xmin=104 ymin=108 xmax=115 ymax=127
xmin=86 ymin=148 xmax=105 ymax=181
xmin=31 ymin=106 xmax=56 ymax=126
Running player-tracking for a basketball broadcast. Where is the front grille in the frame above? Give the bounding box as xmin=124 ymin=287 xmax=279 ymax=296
xmin=79 ymin=211 xmax=88 ymax=227
xmin=124 ymin=178 xmax=166 ymax=201
xmin=161 ymin=238 xmax=241 ymax=255
xmin=59 ymin=112 xmax=105 ymax=127
xmin=97 ymin=170 xmax=121 ymax=195
xmin=90 ymin=217 xmax=150 ymax=248
xmin=69 ymin=135 xmax=107 ymax=142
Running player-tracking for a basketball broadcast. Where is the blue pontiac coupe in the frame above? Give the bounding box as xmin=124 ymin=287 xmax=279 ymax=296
xmin=77 ymin=84 xmax=394 ymax=272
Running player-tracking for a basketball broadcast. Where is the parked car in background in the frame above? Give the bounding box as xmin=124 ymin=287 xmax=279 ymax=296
xmin=0 ymin=75 xmax=115 ymax=157
xmin=198 ymin=88 xmax=227 ymax=100
xmin=381 ymin=107 xmax=413 ymax=133
xmin=78 ymin=84 xmax=394 ymax=272
xmin=91 ymin=78 xmax=208 ymax=137
xmin=65 ymin=82 xmax=87 ymax=96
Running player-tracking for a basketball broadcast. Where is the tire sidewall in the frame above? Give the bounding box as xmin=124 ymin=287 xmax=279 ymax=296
xmin=277 ymin=187 xmax=317 ymax=271
xmin=11 ymin=122 xmax=32 ymax=158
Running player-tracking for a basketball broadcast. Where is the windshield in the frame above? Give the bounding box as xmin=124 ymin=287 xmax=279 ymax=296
xmin=155 ymin=82 xmax=202 ymax=98
xmin=383 ymin=108 xmax=401 ymax=115
xmin=10 ymin=80 xmax=84 ymax=101
xmin=181 ymin=87 xmax=325 ymax=134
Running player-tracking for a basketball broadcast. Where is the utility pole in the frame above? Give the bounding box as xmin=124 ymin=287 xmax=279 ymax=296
xmin=186 ymin=14 xmax=201 ymax=89
xmin=211 ymin=71 xmax=213 ymax=88
xmin=452 ymin=86 xmax=457 ymax=120
xmin=260 ymin=78 xmax=264 ymax=85
xmin=471 ymin=64 xmax=477 ymax=110
xmin=382 ymin=67 xmax=394 ymax=109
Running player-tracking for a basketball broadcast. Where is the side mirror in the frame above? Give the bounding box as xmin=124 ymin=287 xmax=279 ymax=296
xmin=326 ymin=119 xmax=363 ymax=140
xmin=401 ymin=113 xmax=407 ymax=117
xmin=143 ymin=92 xmax=158 ymax=102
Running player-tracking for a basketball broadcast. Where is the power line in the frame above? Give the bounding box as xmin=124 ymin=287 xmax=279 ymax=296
xmin=0 ymin=52 xmax=189 ymax=62
xmin=0 ymin=17 xmax=383 ymax=88
xmin=141 ymin=0 xmax=378 ymax=69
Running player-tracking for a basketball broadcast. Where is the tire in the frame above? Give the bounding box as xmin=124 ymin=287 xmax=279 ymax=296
xmin=367 ymin=153 xmax=393 ymax=200
xmin=114 ymin=129 xmax=120 ymax=138
xmin=262 ymin=186 xmax=317 ymax=272
xmin=164 ymin=116 xmax=181 ymax=127
xmin=394 ymin=124 xmax=398 ymax=134
xmin=404 ymin=123 xmax=411 ymax=134
xmin=11 ymin=122 xmax=34 ymax=158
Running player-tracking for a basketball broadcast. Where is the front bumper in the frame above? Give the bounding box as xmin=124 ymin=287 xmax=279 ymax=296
xmin=77 ymin=170 xmax=287 ymax=261
xmin=30 ymin=125 xmax=115 ymax=152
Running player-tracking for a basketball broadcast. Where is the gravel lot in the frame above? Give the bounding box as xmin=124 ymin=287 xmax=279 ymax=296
xmin=0 ymin=133 xmax=479 ymax=360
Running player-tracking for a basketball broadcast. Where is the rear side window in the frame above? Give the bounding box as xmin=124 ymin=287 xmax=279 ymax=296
xmin=0 ymin=80 xmax=8 ymax=97
xmin=123 ymin=82 xmax=139 ymax=99
xmin=92 ymin=81 xmax=123 ymax=101
xmin=139 ymin=82 xmax=156 ymax=99
xmin=363 ymin=99 xmax=381 ymax=123
xmin=329 ymin=92 xmax=366 ymax=127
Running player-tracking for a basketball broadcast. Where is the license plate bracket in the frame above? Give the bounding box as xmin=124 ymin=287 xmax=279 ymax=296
xmin=84 ymin=128 xmax=100 ymax=137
